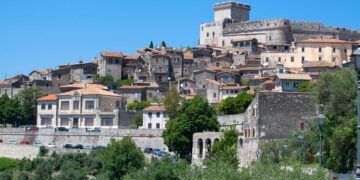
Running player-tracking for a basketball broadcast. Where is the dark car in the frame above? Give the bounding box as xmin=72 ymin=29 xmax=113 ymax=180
xmin=93 ymin=145 xmax=106 ymax=150
xmin=63 ymin=144 xmax=73 ymax=149
xmin=57 ymin=127 xmax=69 ymax=132
xmin=144 ymin=148 xmax=153 ymax=154
xmin=73 ymin=144 xmax=83 ymax=149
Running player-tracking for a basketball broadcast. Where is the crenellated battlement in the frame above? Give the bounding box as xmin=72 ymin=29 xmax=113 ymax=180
xmin=223 ymin=19 xmax=290 ymax=34
xmin=214 ymin=1 xmax=250 ymax=11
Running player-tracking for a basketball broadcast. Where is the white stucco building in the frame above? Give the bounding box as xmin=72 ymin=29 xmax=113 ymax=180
xmin=140 ymin=105 xmax=168 ymax=129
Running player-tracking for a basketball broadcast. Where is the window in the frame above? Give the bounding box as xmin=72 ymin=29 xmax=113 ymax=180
xmin=252 ymin=129 xmax=255 ymax=137
xmin=48 ymin=104 xmax=52 ymax=110
xmin=156 ymin=123 xmax=160 ymax=129
xmin=332 ymin=57 xmax=336 ymax=62
xmin=319 ymin=56 xmax=322 ymax=61
xmin=115 ymin=59 xmax=120 ymax=64
xmin=60 ymin=118 xmax=69 ymax=126
xmin=85 ymin=101 xmax=94 ymax=110
xmin=291 ymin=57 xmax=294 ymax=62
xmin=206 ymin=32 xmax=209 ymax=37
xmin=85 ymin=118 xmax=94 ymax=126
xmin=269 ymin=36 xmax=272 ymax=41
xmin=60 ymin=101 xmax=69 ymax=110
xmin=344 ymin=49 xmax=347 ymax=53
xmin=116 ymin=101 xmax=120 ymax=108
xmin=319 ymin=48 xmax=322 ymax=53
xmin=41 ymin=117 xmax=51 ymax=125
xmin=101 ymin=118 xmax=113 ymax=126
xmin=212 ymin=31 xmax=215 ymax=38
xmin=213 ymin=93 xmax=216 ymax=98
xmin=216 ymin=62 xmax=220 ymax=67
xmin=41 ymin=104 xmax=46 ymax=110
xmin=223 ymin=75 xmax=229 ymax=80
xmin=57 ymin=74 xmax=61 ymax=80
xmin=201 ymin=27 xmax=204 ymax=31
xmin=156 ymin=112 xmax=160 ymax=117
xmin=203 ymin=84 xmax=206 ymax=88
xmin=148 ymin=123 xmax=152 ymax=129
xmin=273 ymin=46 xmax=277 ymax=50
xmin=184 ymin=83 xmax=188 ymax=87
xmin=301 ymin=47 xmax=305 ymax=53
xmin=184 ymin=68 xmax=188 ymax=73
xmin=301 ymin=56 xmax=305 ymax=63
xmin=300 ymin=122 xmax=305 ymax=131
xmin=222 ymin=40 xmax=225 ymax=47
xmin=278 ymin=57 xmax=281 ymax=62
xmin=73 ymin=101 xmax=79 ymax=110
xmin=333 ymin=48 xmax=336 ymax=53
xmin=148 ymin=112 xmax=152 ymax=118
xmin=266 ymin=57 xmax=269 ymax=62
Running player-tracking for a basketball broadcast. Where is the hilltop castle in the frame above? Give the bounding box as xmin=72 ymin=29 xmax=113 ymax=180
xmin=199 ymin=1 xmax=360 ymax=49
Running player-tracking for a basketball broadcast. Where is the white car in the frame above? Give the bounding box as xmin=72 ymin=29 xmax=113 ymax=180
xmin=7 ymin=140 xmax=16 ymax=144
xmin=46 ymin=143 xmax=56 ymax=148
xmin=32 ymin=142 xmax=43 ymax=146
xmin=84 ymin=145 xmax=93 ymax=150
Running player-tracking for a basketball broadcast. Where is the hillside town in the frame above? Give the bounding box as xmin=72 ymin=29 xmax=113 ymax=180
xmin=1 ymin=1 xmax=360 ymax=179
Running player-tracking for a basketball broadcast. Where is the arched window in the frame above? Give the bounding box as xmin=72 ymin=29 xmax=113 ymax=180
xmin=205 ymin=138 xmax=212 ymax=154
xmin=239 ymin=138 xmax=243 ymax=148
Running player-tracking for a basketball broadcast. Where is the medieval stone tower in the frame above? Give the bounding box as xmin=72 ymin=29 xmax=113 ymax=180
xmin=214 ymin=1 xmax=250 ymax=22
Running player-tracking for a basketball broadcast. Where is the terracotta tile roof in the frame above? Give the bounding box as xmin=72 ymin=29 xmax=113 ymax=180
xmin=183 ymin=52 xmax=193 ymax=60
xmin=296 ymin=38 xmax=351 ymax=44
xmin=0 ymin=81 xmax=8 ymax=85
xmin=32 ymin=70 xmax=51 ymax=75
xmin=143 ymin=105 xmax=166 ymax=111
xmin=302 ymin=61 xmax=339 ymax=68
xmin=100 ymin=51 xmax=124 ymax=58
xmin=247 ymin=90 xmax=256 ymax=95
xmin=287 ymin=68 xmax=302 ymax=74
xmin=59 ymin=88 xmax=120 ymax=97
xmin=276 ymin=73 xmax=312 ymax=81
xmin=60 ymin=83 xmax=108 ymax=90
xmin=124 ymin=54 xmax=141 ymax=60
xmin=208 ymin=66 xmax=223 ymax=71
xmin=353 ymin=40 xmax=360 ymax=44
xmin=261 ymin=79 xmax=275 ymax=84
xmin=37 ymin=94 xmax=58 ymax=101
xmin=250 ymin=77 xmax=268 ymax=80
xmin=220 ymin=86 xmax=249 ymax=90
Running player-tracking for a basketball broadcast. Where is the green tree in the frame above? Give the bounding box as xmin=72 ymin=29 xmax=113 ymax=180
xmin=149 ymin=41 xmax=154 ymax=49
xmin=296 ymin=81 xmax=312 ymax=92
xmin=102 ymin=137 xmax=145 ymax=179
xmin=163 ymin=96 xmax=219 ymax=158
xmin=15 ymin=87 xmax=43 ymax=125
xmin=309 ymin=70 xmax=357 ymax=173
xmin=206 ymin=128 xmax=239 ymax=169
xmin=218 ymin=92 xmax=255 ymax=115
xmin=161 ymin=41 xmax=167 ymax=48
xmin=34 ymin=159 xmax=52 ymax=180
xmin=127 ymin=101 xmax=151 ymax=111
xmin=164 ymin=85 xmax=181 ymax=119
xmin=133 ymin=114 xmax=143 ymax=128
xmin=38 ymin=146 xmax=49 ymax=157
xmin=116 ymin=78 xmax=133 ymax=88
xmin=0 ymin=94 xmax=20 ymax=127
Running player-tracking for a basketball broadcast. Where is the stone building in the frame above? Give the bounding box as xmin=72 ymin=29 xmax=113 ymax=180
xmin=51 ymin=62 xmax=97 ymax=89
xmin=200 ymin=2 xmax=360 ymax=49
xmin=97 ymin=52 xmax=123 ymax=80
xmin=192 ymin=91 xmax=317 ymax=166
xmin=122 ymin=54 xmax=144 ymax=79
xmin=274 ymin=73 xmax=312 ymax=92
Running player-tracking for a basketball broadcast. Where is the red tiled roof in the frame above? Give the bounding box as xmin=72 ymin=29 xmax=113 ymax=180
xmin=296 ymin=38 xmax=351 ymax=44
xmin=119 ymin=85 xmax=159 ymax=90
xmin=247 ymin=90 xmax=256 ymax=95
xmin=37 ymin=94 xmax=58 ymax=101
xmin=60 ymin=83 xmax=108 ymax=90
xmin=100 ymin=51 xmax=124 ymax=58
xmin=238 ymin=66 xmax=261 ymax=71
xmin=183 ymin=52 xmax=193 ymax=60
xmin=208 ymin=66 xmax=223 ymax=71
xmin=302 ymin=61 xmax=339 ymax=68
xmin=276 ymin=73 xmax=312 ymax=81
xmin=124 ymin=54 xmax=141 ymax=60
xmin=143 ymin=105 xmax=166 ymax=111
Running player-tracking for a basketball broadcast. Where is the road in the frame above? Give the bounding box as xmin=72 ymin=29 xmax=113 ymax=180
xmin=0 ymin=143 xmax=39 ymax=160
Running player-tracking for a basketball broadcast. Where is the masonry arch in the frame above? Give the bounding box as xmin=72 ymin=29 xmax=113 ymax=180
xmin=205 ymin=138 xmax=212 ymax=154
xmin=239 ymin=138 xmax=243 ymax=148
xmin=198 ymin=138 xmax=203 ymax=158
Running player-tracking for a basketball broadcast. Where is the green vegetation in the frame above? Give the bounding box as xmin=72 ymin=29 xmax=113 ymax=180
xmin=149 ymin=41 xmax=154 ymax=49
xmin=0 ymin=157 xmax=20 ymax=171
xmin=102 ymin=137 xmax=145 ymax=179
xmin=127 ymin=101 xmax=151 ymax=111
xmin=38 ymin=146 xmax=49 ymax=157
xmin=116 ymin=78 xmax=134 ymax=88
xmin=296 ymin=81 xmax=312 ymax=92
xmin=95 ymin=75 xmax=134 ymax=89
xmin=164 ymin=85 xmax=181 ymax=119
xmin=163 ymin=96 xmax=219 ymax=158
xmin=205 ymin=128 xmax=239 ymax=169
xmin=133 ymin=114 xmax=143 ymax=128
xmin=217 ymin=92 xmax=255 ymax=115
xmin=0 ymin=87 xmax=43 ymax=127
xmin=160 ymin=41 xmax=167 ymax=48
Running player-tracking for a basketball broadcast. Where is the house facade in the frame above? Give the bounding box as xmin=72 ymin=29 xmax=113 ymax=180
xmin=275 ymin=73 xmax=312 ymax=92
xmin=140 ymin=105 xmax=168 ymax=129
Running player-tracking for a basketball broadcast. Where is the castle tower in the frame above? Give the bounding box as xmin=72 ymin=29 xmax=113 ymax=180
xmin=214 ymin=1 xmax=250 ymax=22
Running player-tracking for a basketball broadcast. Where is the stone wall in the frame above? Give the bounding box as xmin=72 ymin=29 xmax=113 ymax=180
xmin=0 ymin=128 xmax=167 ymax=151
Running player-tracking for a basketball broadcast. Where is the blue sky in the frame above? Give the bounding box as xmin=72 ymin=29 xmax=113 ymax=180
xmin=0 ymin=0 xmax=359 ymax=79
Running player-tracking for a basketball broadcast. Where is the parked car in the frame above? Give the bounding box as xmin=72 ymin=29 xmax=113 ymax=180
xmin=32 ymin=142 xmax=43 ymax=146
xmin=63 ymin=144 xmax=73 ymax=149
xmin=57 ymin=127 xmax=69 ymax=132
xmin=26 ymin=126 xmax=39 ymax=132
xmin=87 ymin=127 xmax=101 ymax=133
xmin=20 ymin=140 xmax=30 ymax=145
xmin=144 ymin=148 xmax=153 ymax=154
xmin=7 ymin=140 xmax=16 ymax=144
xmin=153 ymin=149 xmax=167 ymax=156
xmin=83 ymin=145 xmax=93 ymax=150
xmin=46 ymin=143 xmax=56 ymax=148
xmin=73 ymin=144 xmax=83 ymax=149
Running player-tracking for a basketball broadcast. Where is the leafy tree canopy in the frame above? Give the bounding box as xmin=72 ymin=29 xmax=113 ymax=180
xmin=127 ymin=101 xmax=151 ymax=111
xmin=217 ymin=92 xmax=255 ymax=115
xmin=164 ymin=85 xmax=181 ymax=119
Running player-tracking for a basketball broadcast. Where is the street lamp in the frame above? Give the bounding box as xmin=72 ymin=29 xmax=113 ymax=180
xmin=317 ymin=113 xmax=325 ymax=168
xmin=353 ymin=47 xmax=360 ymax=179
xmin=283 ymin=144 xmax=288 ymax=170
